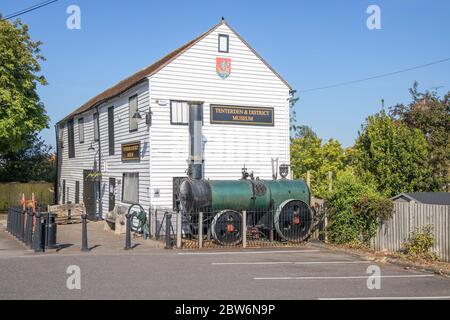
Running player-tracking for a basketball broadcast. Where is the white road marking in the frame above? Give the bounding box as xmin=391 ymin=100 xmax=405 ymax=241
xmin=254 ymin=274 xmax=435 ymax=280
xmin=320 ymin=296 xmax=450 ymax=300
xmin=178 ymin=250 xmax=321 ymax=255
xmin=212 ymin=261 xmax=371 ymax=266
xmin=213 ymin=261 xmax=293 ymax=265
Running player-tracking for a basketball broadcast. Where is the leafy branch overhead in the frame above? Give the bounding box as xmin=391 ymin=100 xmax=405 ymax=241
xmin=0 ymin=18 xmax=49 ymax=155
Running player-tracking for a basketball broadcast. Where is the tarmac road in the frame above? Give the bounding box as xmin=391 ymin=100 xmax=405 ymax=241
xmin=1 ymin=243 xmax=450 ymax=300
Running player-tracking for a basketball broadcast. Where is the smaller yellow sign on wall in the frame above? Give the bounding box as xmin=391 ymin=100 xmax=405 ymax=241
xmin=121 ymin=142 xmax=140 ymax=161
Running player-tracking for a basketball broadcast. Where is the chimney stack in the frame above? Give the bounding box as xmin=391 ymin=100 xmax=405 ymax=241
xmin=188 ymin=102 xmax=204 ymax=180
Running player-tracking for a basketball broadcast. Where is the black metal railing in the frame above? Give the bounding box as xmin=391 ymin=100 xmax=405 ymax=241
xmin=6 ymin=207 xmax=57 ymax=252
xmin=179 ymin=204 xmax=320 ymax=249
xmin=129 ymin=203 xmax=325 ymax=250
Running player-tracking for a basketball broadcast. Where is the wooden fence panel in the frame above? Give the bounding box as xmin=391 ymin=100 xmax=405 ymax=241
xmin=0 ymin=182 xmax=54 ymax=212
xmin=372 ymin=202 xmax=450 ymax=262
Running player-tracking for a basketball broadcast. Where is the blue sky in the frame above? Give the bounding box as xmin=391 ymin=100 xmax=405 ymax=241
xmin=1 ymin=0 xmax=449 ymax=148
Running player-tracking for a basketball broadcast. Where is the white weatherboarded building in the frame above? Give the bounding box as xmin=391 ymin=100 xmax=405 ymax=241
xmin=56 ymin=19 xmax=292 ymax=219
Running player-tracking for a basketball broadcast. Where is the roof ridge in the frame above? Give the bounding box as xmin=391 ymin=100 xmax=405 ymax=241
xmin=58 ymin=19 xmax=292 ymax=124
xmin=59 ymin=20 xmax=224 ymax=123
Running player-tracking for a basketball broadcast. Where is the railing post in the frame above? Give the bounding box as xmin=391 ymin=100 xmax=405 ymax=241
xmin=67 ymin=207 xmax=72 ymax=224
xmin=176 ymin=211 xmax=182 ymax=249
xmin=33 ymin=209 xmax=44 ymax=253
xmin=15 ymin=209 xmax=20 ymax=238
xmin=26 ymin=208 xmax=34 ymax=247
xmin=153 ymin=207 xmax=159 ymax=239
xmin=44 ymin=212 xmax=50 ymax=249
xmin=12 ymin=209 xmax=16 ymax=237
xmin=19 ymin=208 xmax=25 ymax=243
xmin=124 ymin=213 xmax=132 ymax=250
xmin=14 ymin=209 xmax=19 ymax=238
xmin=165 ymin=212 xmax=172 ymax=250
xmin=147 ymin=209 xmax=152 ymax=239
xmin=198 ymin=211 xmax=203 ymax=249
xmin=242 ymin=211 xmax=247 ymax=248
xmin=81 ymin=212 xmax=89 ymax=252
xmin=269 ymin=209 xmax=274 ymax=242
xmin=155 ymin=209 xmax=160 ymax=240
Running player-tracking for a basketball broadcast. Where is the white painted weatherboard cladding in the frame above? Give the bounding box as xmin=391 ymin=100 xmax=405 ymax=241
xmin=59 ymin=22 xmax=291 ymax=214
xmin=58 ymin=109 xmax=97 ymax=206
xmin=97 ymin=82 xmax=150 ymax=214
xmin=148 ymin=23 xmax=290 ymax=208
xmin=58 ymin=81 xmax=151 ymax=216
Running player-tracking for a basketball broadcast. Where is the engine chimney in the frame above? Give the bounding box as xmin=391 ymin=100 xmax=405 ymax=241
xmin=188 ymin=101 xmax=204 ymax=180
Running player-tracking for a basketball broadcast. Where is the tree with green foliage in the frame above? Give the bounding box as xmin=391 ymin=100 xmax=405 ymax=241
xmin=0 ymin=17 xmax=49 ymax=155
xmin=354 ymin=110 xmax=431 ymax=197
xmin=0 ymin=134 xmax=55 ymax=183
xmin=326 ymin=170 xmax=393 ymax=246
xmin=390 ymin=82 xmax=450 ymax=191
xmin=291 ymin=126 xmax=348 ymax=197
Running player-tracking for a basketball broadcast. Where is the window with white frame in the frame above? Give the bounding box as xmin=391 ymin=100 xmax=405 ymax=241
xmin=170 ymin=101 xmax=189 ymax=125
xmin=218 ymin=34 xmax=229 ymax=53
xmin=122 ymin=172 xmax=139 ymax=204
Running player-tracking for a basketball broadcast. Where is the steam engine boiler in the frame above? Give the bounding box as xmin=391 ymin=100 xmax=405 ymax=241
xmin=176 ymin=102 xmax=314 ymax=246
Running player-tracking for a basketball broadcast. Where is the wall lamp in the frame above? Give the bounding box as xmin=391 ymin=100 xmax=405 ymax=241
xmin=132 ymin=108 xmax=153 ymax=126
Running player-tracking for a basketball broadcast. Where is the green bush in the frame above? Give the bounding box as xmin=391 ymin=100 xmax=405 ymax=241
xmin=353 ymin=195 xmax=393 ymax=243
xmin=403 ymin=225 xmax=439 ymax=261
xmin=326 ymin=170 xmax=393 ymax=246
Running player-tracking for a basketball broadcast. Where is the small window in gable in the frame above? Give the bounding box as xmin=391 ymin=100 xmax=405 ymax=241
xmin=218 ymin=34 xmax=229 ymax=53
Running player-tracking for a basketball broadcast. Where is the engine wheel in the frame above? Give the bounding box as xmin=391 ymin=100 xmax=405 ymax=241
xmin=274 ymin=200 xmax=313 ymax=242
xmin=211 ymin=210 xmax=243 ymax=246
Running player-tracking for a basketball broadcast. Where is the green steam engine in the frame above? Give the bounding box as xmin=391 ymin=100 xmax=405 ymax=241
xmin=175 ymin=102 xmax=314 ymax=245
